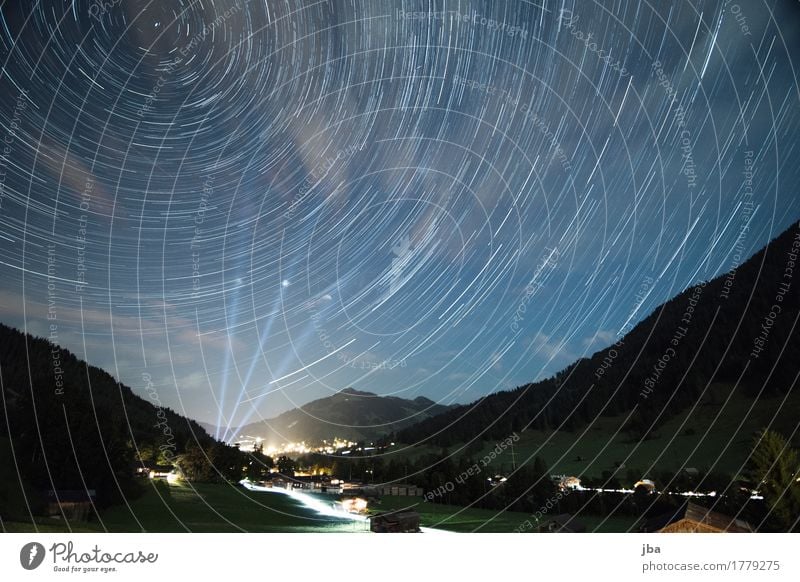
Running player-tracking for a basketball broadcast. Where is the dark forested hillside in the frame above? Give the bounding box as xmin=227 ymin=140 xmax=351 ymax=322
xmin=0 ymin=323 xmax=216 ymax=516
xmin=397 ymin=221 xmax=800 ymax=447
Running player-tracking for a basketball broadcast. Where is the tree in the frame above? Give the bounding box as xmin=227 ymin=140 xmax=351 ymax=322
xmin=246 ymin=451 xmax=273 ymax=480
xmin=746 ymin=429 xmax=800 ymax=531
xmin=276 ymin=455 xmax=295 ymax=476
xmin=213 ymin=443 xmax=246 ymax=482
xmin=177 ymin=445 xmax=214 ymax=482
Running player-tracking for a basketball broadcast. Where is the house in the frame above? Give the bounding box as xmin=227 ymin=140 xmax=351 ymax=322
xmin=293 ymin=474 xmax=333 ymax=491
xmin=134 ymin=460 xmax=173 ymax=479
xmin=369 ymin=510 xmax=421 ymax=533
xmin=487 ymin=475 xmax=508 ymax=487
xmin=559 ymin=476 xmax=581 ymax=490
xmin=46 ymin=489 xmax=96 ymax=522
xmin=634 ymin=479 xmax=656 ymax=493
xmin=538 ymin=513 xmax=586 ymax=533
xmin=268 ymin=476 xmax=293 ymax=490
xmin=150 ymin=465 xmax=174 ymax=479
xmin=377 ymin=483 xmax=423 ymax=496
xmin=641 ymin=502 xmax=753 ymax=533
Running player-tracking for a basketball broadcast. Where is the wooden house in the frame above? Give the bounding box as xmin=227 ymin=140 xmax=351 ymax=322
xmin=641 ymin=502 xmax=753 ymax=533
xmin=377 ymin=483 xmax=423 ymax=496
xmin=46 ymin=489 xmax=96 ymax=522
xmin=369 ymin=510 xmax=421 ymax=533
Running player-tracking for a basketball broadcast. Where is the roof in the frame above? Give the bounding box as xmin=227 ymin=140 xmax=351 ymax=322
xmin=369 ymin=510 xmax=420 ymax=522
xmin=135 ymin=461 xmax=172 ymax=471
xmin=642 ymin=501 xmax=753 ymax=533
xmin=292 ymin=475 xmax=331 ymax=481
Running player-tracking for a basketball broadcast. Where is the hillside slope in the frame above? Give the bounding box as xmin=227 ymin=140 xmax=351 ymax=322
xmin=397 ymin=221 xmax=800 ymax=447
xmin=0 ymin=323 xmax=216 ymax=516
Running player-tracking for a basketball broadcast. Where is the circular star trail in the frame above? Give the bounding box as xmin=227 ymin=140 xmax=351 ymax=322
xmin=0 ymin=0 xmax=798 ymax=446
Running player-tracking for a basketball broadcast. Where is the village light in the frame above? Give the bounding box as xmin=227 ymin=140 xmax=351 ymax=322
xmin=340 ymin=497 xmax=368 ymax=513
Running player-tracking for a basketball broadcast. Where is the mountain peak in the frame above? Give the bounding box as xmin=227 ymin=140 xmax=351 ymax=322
xmin=233 ymin=387 xmax=451 ymax=445
xmin=338 ymin=387 xmax=374 ymax=397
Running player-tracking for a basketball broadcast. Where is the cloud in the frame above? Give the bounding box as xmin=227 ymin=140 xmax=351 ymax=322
xmin=529 ymin=331 xmax=574 ymax=362
xmin=582 ymin=329 xmax=617 ymax=352
xmin=0 ymin=288 xmax=243 ymax=374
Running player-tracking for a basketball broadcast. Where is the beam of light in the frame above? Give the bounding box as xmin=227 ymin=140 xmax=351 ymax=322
xmin=221 ymin=282 xmax=332 ymax=440
xmin=216 ymin=284 xmax=243 ymax=440
xmin=240 ymin=479 xmax=367 ymax=523
xmin=221 ymin=293 xmax=281 ymax=442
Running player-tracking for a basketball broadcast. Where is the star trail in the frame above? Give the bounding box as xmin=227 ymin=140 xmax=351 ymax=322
xmin=0 ymin=0 xmax=798 ymax=440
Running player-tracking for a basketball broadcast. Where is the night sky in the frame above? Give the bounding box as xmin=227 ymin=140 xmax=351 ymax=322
xmin=0 ymin=1 xmax=798 ymax=440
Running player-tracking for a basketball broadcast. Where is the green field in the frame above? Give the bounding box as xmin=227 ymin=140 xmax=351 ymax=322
xmin=3 ymin=484 xmax=639 ymax=533
xmin=470 ymin=386 xmax=800 ymax=481
xmin=3 ymin=481 xmax=367 ymax=533
xmin=5 ymin=482 xmax=636 ymax=533
xmin=374 ymin=495 xmax=638 ymax=532
xmin=372 ymin=495 xmax=530 ymax=532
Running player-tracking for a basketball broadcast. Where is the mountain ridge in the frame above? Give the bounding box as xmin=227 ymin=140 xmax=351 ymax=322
xmin=225 ymin=387 xmax=453 ymax=446
xmin=394 ymin=220 xmax=800 ymax=447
